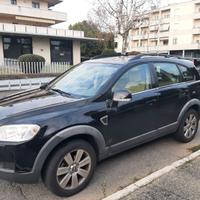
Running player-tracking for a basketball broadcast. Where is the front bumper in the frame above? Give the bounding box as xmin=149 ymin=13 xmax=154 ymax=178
xmin=0 ymin=168 xmax=39 ymax=183
xmin=0 ymin=141 xmax=43 ymax=183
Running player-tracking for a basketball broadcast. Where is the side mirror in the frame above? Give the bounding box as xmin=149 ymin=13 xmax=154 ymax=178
xmin=113 ymin=90 xmax=132 ymax=102
xmin=40 ymin=83 xmax=48 ymax=90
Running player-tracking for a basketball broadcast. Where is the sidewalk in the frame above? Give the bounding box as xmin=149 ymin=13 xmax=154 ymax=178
xmin=122 ymin=156 xmax=200 ymax=200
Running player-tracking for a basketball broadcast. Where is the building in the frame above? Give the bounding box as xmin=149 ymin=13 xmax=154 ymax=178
xmin=115 ymin=0 xmax=200 ymax=58
xmin=0 ymin=0 xmax=94 ymax=65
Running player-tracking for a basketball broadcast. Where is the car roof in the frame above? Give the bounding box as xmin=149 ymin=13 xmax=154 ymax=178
xmin=85 ymin=55 xmax=195 ymax=68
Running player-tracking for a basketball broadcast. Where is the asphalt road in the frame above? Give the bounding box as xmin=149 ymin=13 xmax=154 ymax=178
xmin=0 ymin=91 xmax=200 ymax=200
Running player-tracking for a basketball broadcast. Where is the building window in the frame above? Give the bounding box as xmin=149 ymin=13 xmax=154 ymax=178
xmin=3 ymin=36 xmax=32 ymax=59
xmin=50 ymin=39 xmax=73 ymax=64
xmin=11 ymin=0 xmax=17 ymax=5
xmin=163 ymin=39 xmax=169 ymax=45
xmin=32 ymin=2 xmax=40 ymax=8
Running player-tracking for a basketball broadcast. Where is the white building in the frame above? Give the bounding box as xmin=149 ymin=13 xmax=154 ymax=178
xmin=0 ymin=0 xmax=94 ymax=65
xmin=115 ymin=0 xmax=200 ymax=58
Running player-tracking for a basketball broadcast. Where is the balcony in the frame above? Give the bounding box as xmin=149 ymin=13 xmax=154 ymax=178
xmin=149 ymin=20 xmax=159 ymax=26
xmin=130 ymin=43 xmax=200 ymax=53
xmin=0 ymin=4 xmax=67 ymax=24
xmin=130 ymin=35 xmax=142 ymax=40
xmin=193 ymin=27 xmax=200 ymax=34
xmin=194 ymin=12 xmax=200 ymax=19
xmin=160 ymin=18 xmax=170 ymax=24
xmin=0 ymin=23 xmax=85 ymax=39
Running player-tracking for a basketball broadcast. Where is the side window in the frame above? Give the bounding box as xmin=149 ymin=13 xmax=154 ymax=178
xmin=154 ymin=63 xmax=181 ymax=87
xmin=113 ymin=64 xmax=152 ymax=94
xmin=178 ymin=65 xmax=196 ymax=81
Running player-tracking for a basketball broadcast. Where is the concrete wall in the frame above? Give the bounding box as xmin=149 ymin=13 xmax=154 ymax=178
xmin=32 ymin=36 xmax=51 ymax=63
xmin=73 ymin=40 xmax=81 ymax=65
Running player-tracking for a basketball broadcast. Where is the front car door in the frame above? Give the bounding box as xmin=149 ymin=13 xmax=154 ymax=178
xmin=106 ymin=63 xmax=160 ymax=148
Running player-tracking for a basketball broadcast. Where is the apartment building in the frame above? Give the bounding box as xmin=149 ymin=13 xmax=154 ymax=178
xmin=115 ymin=0 xmax=200 ymax=58
xmin=0 ymin=0 xmax=94 ymax=65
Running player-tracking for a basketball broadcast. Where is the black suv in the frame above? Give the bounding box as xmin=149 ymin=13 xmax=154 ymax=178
xmin=0 ymin=54 xmax=200 ymax=197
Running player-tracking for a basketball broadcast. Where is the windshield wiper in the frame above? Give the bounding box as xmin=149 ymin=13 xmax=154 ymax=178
xmin=50 ymin=88 xmax=72 ymax=97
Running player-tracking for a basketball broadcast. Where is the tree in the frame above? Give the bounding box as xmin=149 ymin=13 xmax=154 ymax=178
xmin=90 ymin=0 xmax=160 ymax=53
xmin=69 ymin=20 xmax=115 ymax=59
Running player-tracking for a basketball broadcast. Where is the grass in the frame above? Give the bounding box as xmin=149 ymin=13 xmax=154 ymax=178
xmin=188 ymin=144 xmax=200 ymax=153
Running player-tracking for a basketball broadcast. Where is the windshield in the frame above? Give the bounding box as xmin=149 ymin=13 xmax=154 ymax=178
xmin=50 ymin=63 xmax=120 ymax=98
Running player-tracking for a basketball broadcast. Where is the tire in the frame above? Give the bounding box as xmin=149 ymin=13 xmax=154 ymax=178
xmin=175 ymin=109 xmax=199 ymax=143
xmin=43 ymin=139 xmax=97 ymax=197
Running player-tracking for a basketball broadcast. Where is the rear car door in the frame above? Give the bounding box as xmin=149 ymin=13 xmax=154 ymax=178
xmin=152 ymin=62 xmax=189 ymax=129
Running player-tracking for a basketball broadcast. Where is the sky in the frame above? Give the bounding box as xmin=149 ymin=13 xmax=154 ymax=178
xmin=52 ymin=0 xmax=190 ymax=29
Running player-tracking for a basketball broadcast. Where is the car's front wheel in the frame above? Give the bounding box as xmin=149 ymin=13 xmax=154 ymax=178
xmin=175 ymin=109 xmax=199 ymax=143
xmin=43 ymin=139 xmax=96 ymax=197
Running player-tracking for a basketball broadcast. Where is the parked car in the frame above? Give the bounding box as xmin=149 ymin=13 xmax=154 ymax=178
xmin=0 ymin=54 xmax=200 ymax=197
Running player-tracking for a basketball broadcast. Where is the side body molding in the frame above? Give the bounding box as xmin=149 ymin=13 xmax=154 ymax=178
xmin=178 ymin=98 xmax=200 ymax=123
xmin=32 ymin=125 xmax=108 ymax=177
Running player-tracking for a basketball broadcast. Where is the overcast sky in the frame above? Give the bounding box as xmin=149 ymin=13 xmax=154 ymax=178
xmin=52 ymin=0 xmax=189 ymax=29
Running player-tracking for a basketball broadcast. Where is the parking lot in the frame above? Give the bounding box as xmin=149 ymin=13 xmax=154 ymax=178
xmin=1 ymin=91 xmax=200 ymax=200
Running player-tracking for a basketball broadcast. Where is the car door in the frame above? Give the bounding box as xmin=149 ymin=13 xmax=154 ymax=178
xmin=106 ymin=63 xmax=160 ymax=146
xmin=152 ymin=62 xmax=189 ymax=129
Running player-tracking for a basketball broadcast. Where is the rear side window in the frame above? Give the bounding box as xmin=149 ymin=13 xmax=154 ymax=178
xmin=178 ymin=65 xmax=196 ymax=81
xmin=154 ymin=63 xmax=182 ymax=87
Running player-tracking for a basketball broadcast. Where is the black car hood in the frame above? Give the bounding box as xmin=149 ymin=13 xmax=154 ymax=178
xmin=0 ymin=89 xmax=81 ymax=122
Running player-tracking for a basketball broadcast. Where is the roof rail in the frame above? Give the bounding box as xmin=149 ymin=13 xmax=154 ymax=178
xmin=129 ymin=53 xmax=181 ymax=61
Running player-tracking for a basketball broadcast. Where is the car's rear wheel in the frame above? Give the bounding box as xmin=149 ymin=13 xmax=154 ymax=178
xmin=175 ymin=109 xmax=199 ymax=143
xmin=43 ymin=140 xmax=96 ymax=197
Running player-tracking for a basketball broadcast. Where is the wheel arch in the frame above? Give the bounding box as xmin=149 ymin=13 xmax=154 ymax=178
xmin=178 ymin=99 xmax=200 ymax=123
xmin=32 ymin=125 xmax=108 ymax=179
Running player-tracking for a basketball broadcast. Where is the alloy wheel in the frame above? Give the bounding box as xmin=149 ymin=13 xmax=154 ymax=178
xmin=184 ymin=114 xmax=197 ymax=139
xmin=56 ymin=149 xmax=92 ymax=190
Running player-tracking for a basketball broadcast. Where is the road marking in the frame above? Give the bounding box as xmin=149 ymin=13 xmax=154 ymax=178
xmin=102 ymin=149 xmax=200 ymax=200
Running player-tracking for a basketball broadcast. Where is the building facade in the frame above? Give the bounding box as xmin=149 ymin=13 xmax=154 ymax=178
xmin=0 ymin=0 xmax=92 ymax=65
xmin=115 ymin=0 xmax=200 ymax=58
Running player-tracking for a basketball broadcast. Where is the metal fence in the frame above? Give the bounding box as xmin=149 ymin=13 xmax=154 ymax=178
xmin=0 ymin=59 xmax=71 ymax=76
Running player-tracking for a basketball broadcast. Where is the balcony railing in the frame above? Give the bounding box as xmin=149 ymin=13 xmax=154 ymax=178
xmin=0 ymin=4 xmax=67 ymax=22
xmin=0 ymin=23 xmax=85 ymax=38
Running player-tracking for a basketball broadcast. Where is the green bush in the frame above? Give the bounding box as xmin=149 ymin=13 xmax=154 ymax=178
xmin=18 ymin=54 xmax=45 ymax=63
xmin=18 ymin=54 xmax=45 ymax=73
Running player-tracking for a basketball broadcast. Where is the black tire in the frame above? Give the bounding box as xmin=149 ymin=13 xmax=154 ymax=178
xmin=175 ymin=109 xmax=199 ymax=143
xmin=43 ymin=139 xmax=96 ymax=197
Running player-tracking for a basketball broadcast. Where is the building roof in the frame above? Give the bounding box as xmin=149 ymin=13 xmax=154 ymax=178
xmin=45 ymin=0 xmax=63 ymax=7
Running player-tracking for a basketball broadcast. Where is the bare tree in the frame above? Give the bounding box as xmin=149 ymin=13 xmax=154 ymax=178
xmin=90 ymin=0 xmax=160 ymax=53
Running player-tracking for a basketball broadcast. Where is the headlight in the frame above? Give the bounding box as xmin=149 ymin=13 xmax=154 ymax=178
xmin=0 ymin=125 xmax=40 ymax=142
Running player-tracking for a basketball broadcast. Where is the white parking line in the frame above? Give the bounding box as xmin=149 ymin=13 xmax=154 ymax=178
xmin=102 ymin=149 xmax=200 ymax=200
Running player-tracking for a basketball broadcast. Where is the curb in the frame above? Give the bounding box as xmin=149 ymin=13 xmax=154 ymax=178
xmin=102 ymin=149 xmax=200 ymax=200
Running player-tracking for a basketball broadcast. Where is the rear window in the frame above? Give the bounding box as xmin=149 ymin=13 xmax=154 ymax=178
xmin=178 ymin=65 xmax=196 ymax=82
xmin=154 ymin=63 xmax=182 ymax=87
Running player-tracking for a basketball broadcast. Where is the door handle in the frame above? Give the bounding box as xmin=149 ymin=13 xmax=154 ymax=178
xmin=145 ymin=99 xmax=157 ymax=106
